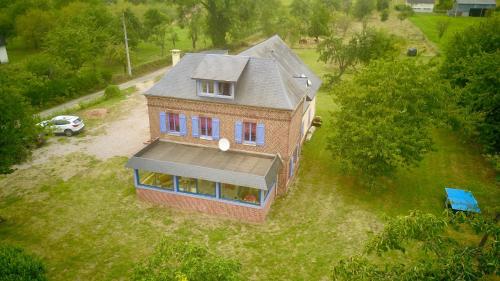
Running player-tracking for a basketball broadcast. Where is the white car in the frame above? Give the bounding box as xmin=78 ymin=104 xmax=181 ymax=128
xmin=38 ymin=115 xmax=85 ymax=136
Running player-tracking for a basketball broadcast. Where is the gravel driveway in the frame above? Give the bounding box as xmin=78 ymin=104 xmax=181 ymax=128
xmin=16 ymin=82 xmax=152 ymax=169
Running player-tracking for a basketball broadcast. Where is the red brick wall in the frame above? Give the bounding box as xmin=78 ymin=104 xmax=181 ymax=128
xmin=146 ymin=96 xmax=304 ymax=194
xmin=136 ymin=187 xmax=276 ymax=223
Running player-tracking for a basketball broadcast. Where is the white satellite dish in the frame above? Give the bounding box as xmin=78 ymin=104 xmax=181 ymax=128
xmin=218 ymin=138 xmax=230 ymax=152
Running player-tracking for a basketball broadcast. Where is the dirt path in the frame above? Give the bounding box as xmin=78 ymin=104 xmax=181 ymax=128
xmin=16 ymin=82 xmax=153 ymax=170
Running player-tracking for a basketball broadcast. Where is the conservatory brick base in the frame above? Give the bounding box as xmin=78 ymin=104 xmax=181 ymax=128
xmin=136 ymin=187 xmax=276 ymax=223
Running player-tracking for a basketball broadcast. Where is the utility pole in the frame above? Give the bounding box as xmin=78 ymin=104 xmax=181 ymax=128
xmin=122 ymin=12 xmax=132 ymax=77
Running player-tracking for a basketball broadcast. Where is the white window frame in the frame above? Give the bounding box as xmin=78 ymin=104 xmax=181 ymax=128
xmin=199 ymin=116 xmax=213 ymax=140
xmin=197 ymin=80 xmax=235 ymax=99
xmin=243 ymin=121 xmax=257 ymax=145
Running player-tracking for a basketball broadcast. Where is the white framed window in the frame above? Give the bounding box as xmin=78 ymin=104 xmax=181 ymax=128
xmin=197 ymin=80 xmax=234 ymax=99
xmin=243 ymin=122 xmax=257 ymax=144
xmin=199 ymin=116 xmax=212 ymax=138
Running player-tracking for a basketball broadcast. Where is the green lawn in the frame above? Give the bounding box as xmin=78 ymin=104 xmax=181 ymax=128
xmin=409 ymin=13 xmax=484 ymax=50
xmin=0 ymin=49 xmax=498 ymax=281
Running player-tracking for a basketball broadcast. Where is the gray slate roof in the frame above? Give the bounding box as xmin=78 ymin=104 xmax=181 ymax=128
xmin=146 ymin=35 xmax=322 ymax=111
xmin=126 ymin=140 xmax=282 ymax=190
xmin=191 ymin=55 xmax=249 ymax=82
xmin=456 ymin=0 xmax=495 ymax=4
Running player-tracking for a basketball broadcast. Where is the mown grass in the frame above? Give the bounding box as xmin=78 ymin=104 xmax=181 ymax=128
xmin=409 ymin=13 xmax=484 ymax=50
xmin=0 ymin=49 xmax=498 ymax=281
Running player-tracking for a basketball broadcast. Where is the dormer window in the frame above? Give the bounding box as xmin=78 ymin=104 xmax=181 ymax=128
xmin=197 ymin=80 xmax=234 ymax=99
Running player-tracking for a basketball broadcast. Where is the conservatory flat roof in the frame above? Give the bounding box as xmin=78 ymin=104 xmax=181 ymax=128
xmin=126 ymin=140 xmax=281 ymax=190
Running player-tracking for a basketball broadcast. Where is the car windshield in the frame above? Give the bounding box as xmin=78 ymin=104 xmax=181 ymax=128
xmin=73 ymin=118 xmax=81 ymax=123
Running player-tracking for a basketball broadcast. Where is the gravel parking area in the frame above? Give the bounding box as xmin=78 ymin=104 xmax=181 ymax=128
xmin=16 ymin=82 xmax=152 ymax=169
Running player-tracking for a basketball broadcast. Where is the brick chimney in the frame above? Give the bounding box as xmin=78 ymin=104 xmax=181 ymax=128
xmin=171 ymin=49 xmax=181 ymax=66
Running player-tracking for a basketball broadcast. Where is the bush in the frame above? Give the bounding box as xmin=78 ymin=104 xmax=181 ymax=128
xmin=380 ymin=9 xmax=389 ymax=21
xmin=0 ymin=244 xmax=47 ymax=281
xmin=103 ymin=85 xmax=122 ymax=100
xmin=132 ymin=239 xmax=242 ymax=281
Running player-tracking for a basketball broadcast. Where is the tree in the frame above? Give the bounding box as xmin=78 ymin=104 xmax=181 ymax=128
xmin=150 ymin=24 xmax=168 ymax=57
xmin=442 ymin=16 xmax=500 ymax=153
xmin=144 ymin=8 xmax=167 ymax=38
xmin=15 ymin=9 xmax=54 ymax=49
xmin=168 ymin=27 xmax=179 ymax=48
xmin=332 ymin=211 xmax=500 ymax=280
xmin=290 ymin=0 xmax=312 ymax=38
xmin=0 ymin=244 xmax=47 ymax=280
xmin=132 ymin=239 xmax=242 ymax=281
xmin=396 ymin=5 xmax=414 ymax=22
xmin=327 ymin=60 xmax=446 ymax=184
xmin=353 ymin=0 xmax=375 ymax=21
xmin=380 ymin=8 xmax=389 ymax=21
xmin=317 ymin=27 xmax=400 ymax=80
xmin=376 ymin=0 xmax=390 ymax=11
xmin=178 ymin=2 xmax=204 ymax=49
xmin=309 ymin=0 xmax=331 ymax=40
xmin=436 ymin=19 xmax=450 ymax=39
xmin=0 ymin=68 xmax=40 ymax=173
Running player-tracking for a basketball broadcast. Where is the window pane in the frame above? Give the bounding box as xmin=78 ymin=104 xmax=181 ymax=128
xmin=138 ymin=170 xmax=174 ymax=190
xmin=178 ymin=176 xmax=197 ymax=193
xmin=218 ymin=82 xmax=231 ymax=96
xmin=251 ymin=123 xmax=256 ymax=142
xmin=208 ymin=81 xmax=214 ymax=93
xmin=198 ymin=180 xmax=216 ymax=196
xmin=202 ymin=81 xmax=208 ymax=93
xmin=221 ymin=183 xmax=260 ymax=205
xmin=200 ymin=117 xmax=212 ymax=137
xmin=244 ymin=122 xmax=250 ymax=142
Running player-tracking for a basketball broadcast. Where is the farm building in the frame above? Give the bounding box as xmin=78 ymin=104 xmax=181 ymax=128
xmin=407 ymin=0 xmax=435 ymax=12
xmin=449 ymin=0 xmax=496 ymax=16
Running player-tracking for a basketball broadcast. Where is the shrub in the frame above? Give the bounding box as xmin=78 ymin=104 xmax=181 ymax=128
xmin=103 ymin=85 xmax=122 ymax=100
xmin=0 ymin=244 xmax=47 ymax=281
xmin=380 ymin=9 xmax=389 ymax=21
xmin=132 ymin=239 xmax=242 ymax=281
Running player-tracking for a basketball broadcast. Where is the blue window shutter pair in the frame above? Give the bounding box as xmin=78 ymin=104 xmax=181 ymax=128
xmin=235 ymin=121 xmax=243 ymax=144
xmin=179 ymin=114 xmax=187 ymax=136
xmin=256 ymin=123 xmax=265 ymax=146
xmin=160 ymin=112 xmax=167 ymax=133
xmin=192 ymin=116 xmax=199 ymax=137
xmin=212 ymin=118 xmax=220 ymax=140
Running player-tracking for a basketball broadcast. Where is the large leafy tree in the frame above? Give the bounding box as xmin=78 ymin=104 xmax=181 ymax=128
xmin=353 ymin=0 xmax=375 ymax=20
xmin=442 ymin=16 xmax=500 ymax=154
xmin=318 ymin=27 xmax=400 ymax=80
xmin=332 ymin=211 xmax=499 ymax=280
xmin=132 ymin=239 xmax=241 ymax=281
xmin=0 ymin=67 xmax=40 ymax=173
xmin=15 ymin=9 xmax=54 ymax=49
xmin=328 ymin=60 xmax=446 ymax=184
xmin=309 ymin=0 xmax=331 ymax=40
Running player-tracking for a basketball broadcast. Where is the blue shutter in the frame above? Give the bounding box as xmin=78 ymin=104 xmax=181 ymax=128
xmin=192 ymin=116 xmax=199 ymax=137
xmin=212 ymin=118 xmax=220 ymax=140
xmin=289 ymin=158 xmax=294 ymax=177
xmin=235 ymin=121 xmax=242 ymax=144
xmin=256 ymin=123 xmax=265 ymax=146
xmin=160 ymin=112 xmax=167 ymax=133
xmin=179 ymin=114 xmax=187 ymax=136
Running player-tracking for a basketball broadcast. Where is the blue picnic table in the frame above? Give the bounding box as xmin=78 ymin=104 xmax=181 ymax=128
xmin=445 ymin=187 xmax=481 ymax=213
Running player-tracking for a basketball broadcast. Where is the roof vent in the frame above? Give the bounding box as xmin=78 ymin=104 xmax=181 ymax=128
xmin=300 ymin=73 xmax=306 ymax=78
xmin=306 ymin=79 xmax=312 ymax=87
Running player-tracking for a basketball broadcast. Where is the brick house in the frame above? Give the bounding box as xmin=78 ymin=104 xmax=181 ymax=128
xmin=126 ymin=35 xmax=321 ymax=222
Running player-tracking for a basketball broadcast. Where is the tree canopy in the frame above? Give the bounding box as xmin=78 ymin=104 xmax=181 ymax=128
xmin=442 ymin=16 xmax=500 ymax=154
xmin=328 ymin=60 xmax=447 ymax=184
xmin=332 ymin=211 xmax=500 ymax=280
xmin=132 ymin=239 xmax=242 ymax=281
